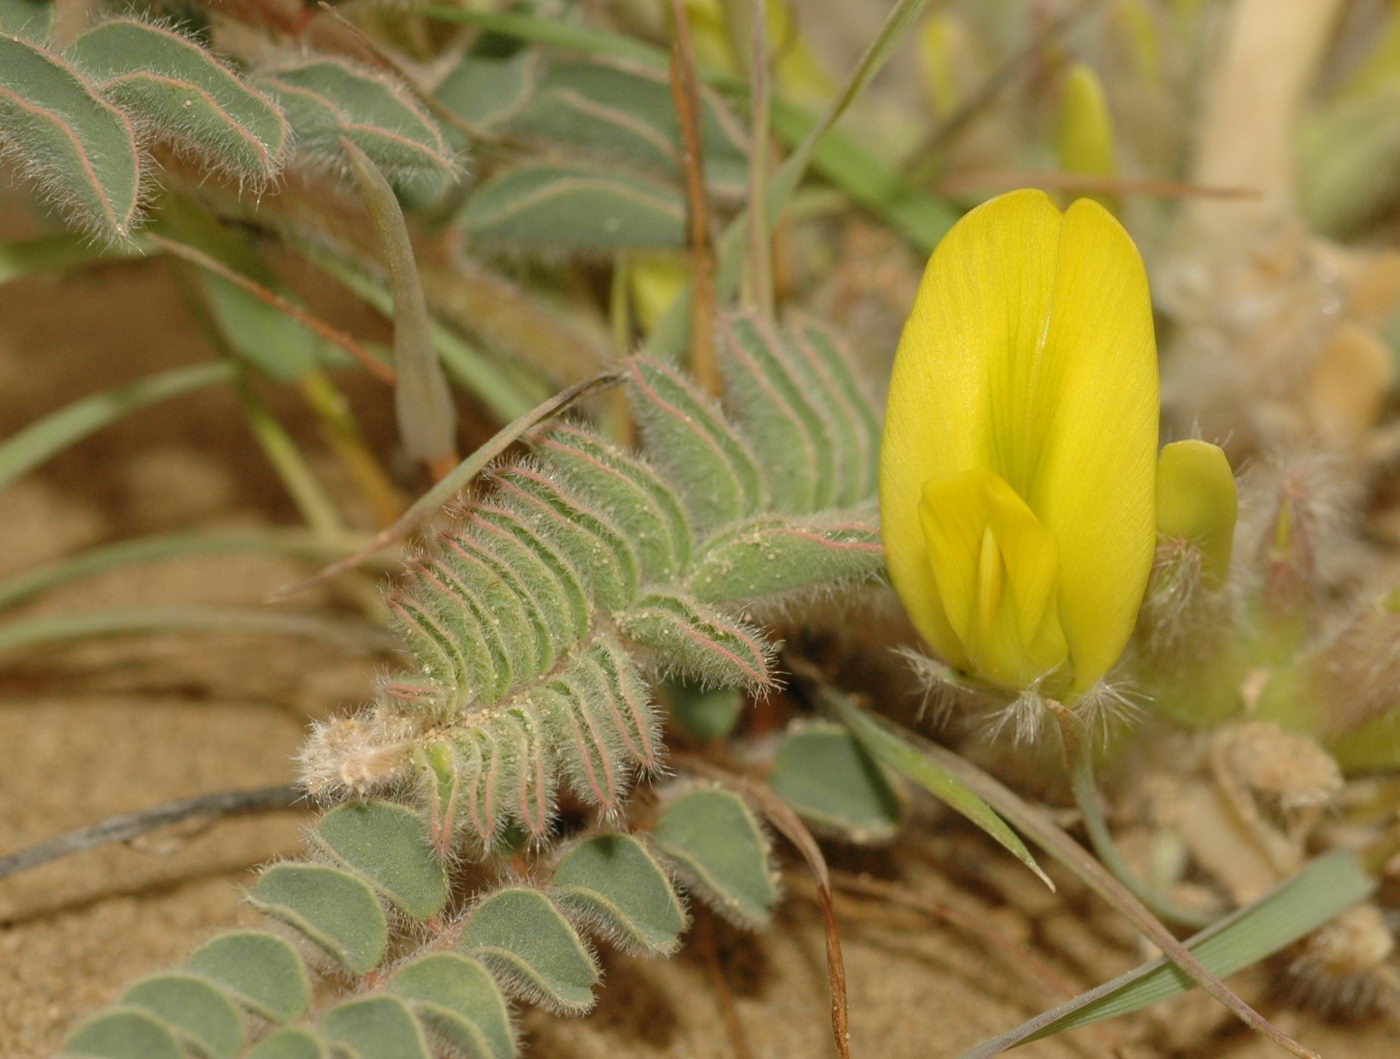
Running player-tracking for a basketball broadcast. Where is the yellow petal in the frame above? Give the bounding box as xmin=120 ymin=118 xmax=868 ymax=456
xmin=1156 ymin=439 xmax=1237 ymax=588
xmin=880 ymin=189 xmax=1157 ymax=693
xmin=920 ymin=468 xmax=1068 ymax=690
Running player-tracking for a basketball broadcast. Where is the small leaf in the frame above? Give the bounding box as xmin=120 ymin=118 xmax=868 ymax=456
xmin=686 ymin=515 xmax=884 ymax=604
xmin=62 ymin=1009 xmax=183 ymax=1059
xmin=314 ymin=800 xmax=448 ymax=920
xmin=551 ymin=832 xmax=688 ymax=956
xmin=258 ymin=57 xmax=454 ymax=181
xmin=248 ymin=863 xmax=388 ymax=974
xmin=434 ymin=50 xmax=538 ymax=137
xmin=459 ymin=163 xmax=685 ymax=251
xmin=458 ymin=887 xmax=600 ymax=1013
xmin=188 ymin=930 xmax=311 ymax=1023
xmin=319 ymin=995 xmax=431 ymax=1059
xmin=652 ymin=786 xmax=778 ymax=927
xmin=503 ymin=56 xmax=749 ymax=195
xmin=617 ymin=590 xmax=775 ymax=691
xmin=665 ymin=682 xmax=744 ymax=743
xmin=0 ymin=34 xmax=142 ymax=240
xmin=122 ymin=974 xmax=244 ymax=1058
xmin=199 ymin=271 xmax=321 ymax=381
xmin=788 ymin=320 xmax=882 ymax=505
xmin=389 ymin=952 xmax=518 ymax=1059
xmin=67 ymin=19 xmax=288 ymax=185
xmin=0 ymin=0 xmax=51 ymax=39
xmin=625 ymin=356 xmax=764 ymax=531
xmin=245 ymin=1028 xmax=328 ymax=1059
xmin=768 ymin=721 xmax=901 ymax=842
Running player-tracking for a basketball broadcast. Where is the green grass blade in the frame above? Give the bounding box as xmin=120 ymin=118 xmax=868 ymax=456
xmin=829 ymin=693 xmax=1051 ymax=889
xmin=0 ymin=606 xmax=395 ymax=655
xmin=0 ymin=361 xmax=234 ymax=492
xmin=0 ymin=232 xmax=141 ymax=282
xmin=961 ymin=849 xmax=1376 ymax=1056
xmin=0 ymin=530 xmax=375 ymax=611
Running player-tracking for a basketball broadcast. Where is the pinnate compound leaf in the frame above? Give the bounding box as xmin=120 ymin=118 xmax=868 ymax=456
xmin=551 ymin=833 xmax=688 ymax=956
xmin=0 ymin=34 xmax=142 ymax=241
xmin=66 ymin=19 xmax=288 ymax=185
xmin=768 ymin=721 xmax=901 ymax=842
xmin=389 ymin=952 xmax=518 ymax=1059
xmin=62 ymin=1008 xmax=183 ymax=1059
xmin=459 ymin=162 xmax=685 ymax=251
xmin=314 ymin=799 xmax=447 ymax=920
xmin=245 ymin=1028 xmax=329 ymax=1059
xmin=257 ymin=58 xmax=454 ymax=181
xmin=686 ymin=515 xmax=884 ymax=604
xmin=188 ymin=930 xmax=311 ymax=1024
xmin=248 ymin=863 xmax=388 ymax=974
xmin=652 ymin=786 xmax=778 ymax=927
xmin=121 ymin=974 xmax=244 ymax=1058
xmin=617 ymin=590 xmax=776 ymax=691
xmin=458 ymin=887 xmax=599 ymax=1013
xmin=319 ymin=995 xmax=431 ymax=1059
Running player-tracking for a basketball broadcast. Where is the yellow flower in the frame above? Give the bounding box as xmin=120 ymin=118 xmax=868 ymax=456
xmin=880 ymin=189 xmax=1158 ymax=695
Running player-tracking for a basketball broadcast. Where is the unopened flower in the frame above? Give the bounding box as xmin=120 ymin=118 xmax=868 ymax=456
xmin=880 ymin=189 xmax=1158 ymax=696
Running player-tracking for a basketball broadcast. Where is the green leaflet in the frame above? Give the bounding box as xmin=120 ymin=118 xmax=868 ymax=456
xmin=314 ymin=800 xmax=448 ymax=920
xmin=459 ymin=163 xmax=686 ymax=251
xmin=459 ymin=887 xmax=600 ymax=1014
xmin=318 ymin=995 xmax=432 ymax=1059
xmin=0 ymin=33 xmax=142 ymax=240
xmin=245 ymin=1028 xmax=328 ymax=1059
xmin=389 ymin=953 xmax=517 ymax=1059
xmin=551 ymin=833 xmax=688 ymax=956
xmin=686 ymin=514 xmax=884 ymax=604
xmin=769 ymin=722 xmax=902 ymax=842
xmin=248 ymin=864 xmax=388 ymax=975
xmin=257 ymin=57 xmax=454 ymax=181
xmin=121 ymin=975 xmax=244 ymax=1059
xmin=505 ymin=56 xmax=749 ymax=196
xmin=188 ymin=931 xmax=310 ymax=1024
xmin=617 ymin=590 xmax=775 ymax=691
xmin=652 ymin=786 xmax=778 ymax=927
xmin=434 ymin=50 xmax=539 ymax=139
xmin=62 ymin=1009 xmax=183 ymax=1059
xmin=67 ymin=19 xmax=288 ymax=185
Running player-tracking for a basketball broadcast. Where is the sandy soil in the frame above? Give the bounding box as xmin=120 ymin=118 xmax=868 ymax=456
xmin=3 ymin=234 xmax=1399 ymax=1059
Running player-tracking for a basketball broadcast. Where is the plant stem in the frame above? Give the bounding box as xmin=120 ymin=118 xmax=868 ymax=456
xmin=0 ymin=784 xmax=302 ymax=880
xmin=1058 ymin=709 xmax=1218 ymax=930
xmin=238 ymin=381 xmax=347 ymax=540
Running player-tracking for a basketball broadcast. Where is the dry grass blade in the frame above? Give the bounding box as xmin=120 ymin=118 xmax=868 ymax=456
xmin=858 ymin=712 xmax=1321 ymax=1059
xmin=744 ymin=1 xmax=775 ymax=320
xmin=668 ymin=0 xmax=720 ymax=396
xmin=146 ymin=234 xmax=395 ymax=384
xmin=267 ymin=369 xmax=623 ymax=601
xmin=0 ymin=784 xmax=302 ymax=880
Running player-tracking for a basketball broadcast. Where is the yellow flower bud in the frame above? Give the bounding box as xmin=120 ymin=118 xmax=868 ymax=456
xmin=880 ymin=189 xmax=1158 ymax=696
xmin=1056 ymin=63 xmax=1120 ymax=215
xmin=1155 ymin=439 xmax=1237 ymax=588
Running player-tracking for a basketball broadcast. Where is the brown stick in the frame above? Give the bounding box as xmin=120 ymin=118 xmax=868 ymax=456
xmin=668 ymin=0 xmax=721 ymax=397
xmin=0 ymin=784 xmax=302 ymax=879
